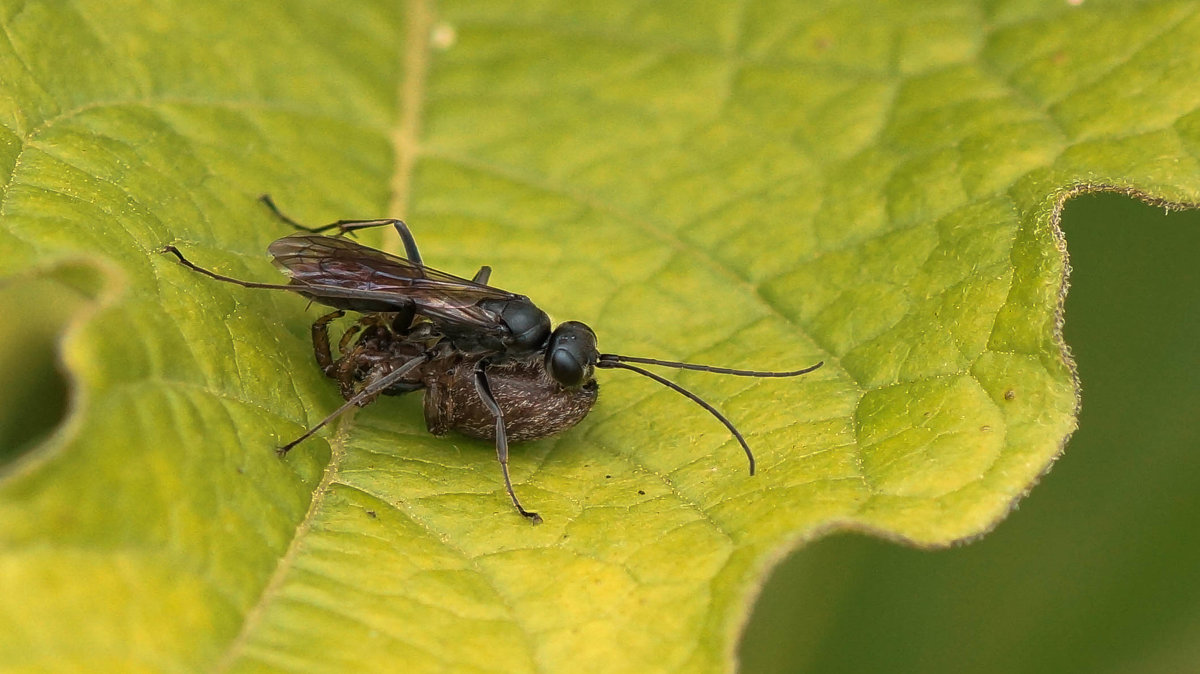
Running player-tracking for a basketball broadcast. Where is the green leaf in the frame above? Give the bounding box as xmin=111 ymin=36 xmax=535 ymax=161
xmin=739 ymin=193 xmax=1200 ymax=674
xmin=0 ymin=1 xmax=1195 ymax=672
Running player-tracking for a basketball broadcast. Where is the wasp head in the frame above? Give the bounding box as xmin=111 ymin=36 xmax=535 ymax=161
xmin=545 ymin=321 xmax=599 ymax=388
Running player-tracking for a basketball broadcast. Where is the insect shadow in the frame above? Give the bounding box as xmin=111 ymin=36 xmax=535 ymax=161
xmin=162 ymin=196 xmax=823 ymax=523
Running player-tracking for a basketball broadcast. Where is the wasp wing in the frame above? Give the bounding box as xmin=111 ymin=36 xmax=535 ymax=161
xmin=268 ymin=234 xmax=518 ymax=329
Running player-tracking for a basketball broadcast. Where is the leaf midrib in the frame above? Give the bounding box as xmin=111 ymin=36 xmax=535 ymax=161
xmin=213 ymin=0 xmax=436 ymax=669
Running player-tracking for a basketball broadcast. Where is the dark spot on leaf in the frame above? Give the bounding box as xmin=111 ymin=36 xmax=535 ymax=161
xmin=1004 ymin=389 xmax=1016 ymax=401
xmin=638 ymin=490 xmax=646 ymax=495
xmin=366 ymin=510 xmax=377 ymax=518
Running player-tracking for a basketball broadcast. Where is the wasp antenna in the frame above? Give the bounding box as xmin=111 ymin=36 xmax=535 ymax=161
xmin=598 ymin=354 xmax=823 ymax=378
xmin=596 ymin=360 xmax=756 ymax=475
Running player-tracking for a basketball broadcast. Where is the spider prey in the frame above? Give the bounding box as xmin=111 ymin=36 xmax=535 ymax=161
xmin=162 ymin=195 xmax=823 ymax=523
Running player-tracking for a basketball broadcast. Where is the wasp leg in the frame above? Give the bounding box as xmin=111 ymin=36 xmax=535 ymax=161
xmin=471 ymin=266 xmax=492 ymax=285
xmin=258 ymin=194 xmax=311 ymax=230
xmin=473 ymin=361 xmax=542 ymax=524
xmin=258 ymin=194 xmax=423 ymax=264
xmin=312 ymin=310 xmax=346 ymax=375
xmin=277 ymin=352 xmax=431 ymax=456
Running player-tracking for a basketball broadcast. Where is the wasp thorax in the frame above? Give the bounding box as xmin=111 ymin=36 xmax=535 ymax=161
xmin=490 ymin=298 xmax=551 ymax=351
xmin=546 ymin=321 xmax=598 ymax=388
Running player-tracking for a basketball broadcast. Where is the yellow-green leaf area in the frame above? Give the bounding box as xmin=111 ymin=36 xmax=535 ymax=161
xmin=2 ymin=1 xmax=1198 ymax=672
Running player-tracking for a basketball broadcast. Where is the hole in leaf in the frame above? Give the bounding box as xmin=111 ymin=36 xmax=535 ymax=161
xmin=0 ymin=276 xmax=90 ymax=467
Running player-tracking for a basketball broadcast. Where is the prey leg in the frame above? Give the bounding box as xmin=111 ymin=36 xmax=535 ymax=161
xmin=473 ymin=361 xmax=542 ymax=524
xmin=311 ymin=310 xmax=345 ymax=374
xmin=332 ymin=346 xmax=363 ymax=400
xmin=277 ymin=352 xmax=431 ymax=456
xmin=258 ymin=194 xmax=423 ymax=264
xmin=337 ymin=321 xmax=366 ymax=355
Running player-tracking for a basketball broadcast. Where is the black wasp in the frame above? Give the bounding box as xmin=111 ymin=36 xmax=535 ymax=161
xmin=162 ymin=196 xmax=823 ymax=523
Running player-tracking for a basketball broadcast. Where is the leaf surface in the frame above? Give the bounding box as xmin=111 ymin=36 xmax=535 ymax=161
xmin=2 ymin=1 xmax=1197 ymax=672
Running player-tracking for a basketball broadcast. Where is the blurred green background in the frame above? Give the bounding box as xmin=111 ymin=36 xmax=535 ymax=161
xmin=740 ymin=192 xmax=1200 ymax=673
xmin=1 ymin=192 xmax=1196 ymax=670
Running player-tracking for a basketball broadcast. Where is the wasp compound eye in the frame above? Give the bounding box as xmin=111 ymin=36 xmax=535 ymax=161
xmin=546 ymin=321 xmax=598 ymax=388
